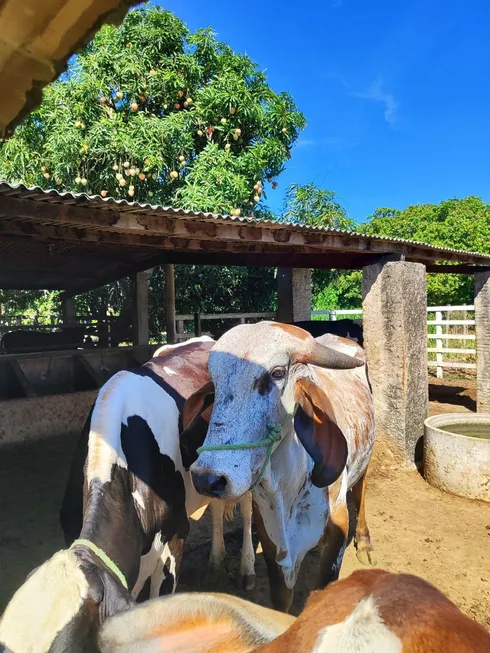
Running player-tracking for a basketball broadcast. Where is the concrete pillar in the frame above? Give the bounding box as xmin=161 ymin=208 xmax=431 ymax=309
xmin=131 ymin=271 xmax=149 ymax=346
xmin=362 ymin=258 xmax=428 ymax=468
xmin=62 ymin=296 xmax=77 ymax=327
xmin=277 ymin=268 xmax=311 ymax=322
xmin=165 ymin=263 xmax=176 ymax=344
xmin=474 ymin=271 xmax=490 ymax=412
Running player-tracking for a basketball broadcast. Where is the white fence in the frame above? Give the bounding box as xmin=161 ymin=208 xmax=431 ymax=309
xmin=312 ymin=305 xmax=476 ymax=377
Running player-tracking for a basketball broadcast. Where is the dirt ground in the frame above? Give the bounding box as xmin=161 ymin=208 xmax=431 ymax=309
xmin=0 ymin=377 xmax=489 ymax=629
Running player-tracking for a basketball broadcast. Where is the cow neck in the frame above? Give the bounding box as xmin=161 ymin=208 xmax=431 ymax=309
xmin=79 ymin=468 xmax=144 ymax=590
xmin=252 ymin=427 xmax=323 ymax=589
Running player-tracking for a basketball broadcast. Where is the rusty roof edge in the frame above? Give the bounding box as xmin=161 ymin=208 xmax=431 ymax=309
xmin=0 ymin=180 xmax=489 ymax=261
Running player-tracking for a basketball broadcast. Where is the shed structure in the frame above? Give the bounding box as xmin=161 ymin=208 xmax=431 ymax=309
xmin=1 ymin=181 xmax=490 ymax=468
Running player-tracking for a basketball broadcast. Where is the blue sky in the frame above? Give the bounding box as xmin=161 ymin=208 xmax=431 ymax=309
xmin=155 ymin=0 xmax=490 ymax=223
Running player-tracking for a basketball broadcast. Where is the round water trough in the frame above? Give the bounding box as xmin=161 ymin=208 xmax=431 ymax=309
xmin=424 ymin=413 xmax=490 ymax=502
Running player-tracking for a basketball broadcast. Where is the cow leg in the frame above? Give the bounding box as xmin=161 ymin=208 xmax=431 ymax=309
xmin=150 ymin=535 xmax=184 ymax=598
xmin=208 ymin=500 xmax=226 ymax=570
xmin=132 ymin=547 xmax=160 ymax=600
xmin=239 ymin=493 xmax=255 ymax=591
xmin=253 ymin=502 xmax=293 ymax=613
xmin=352 ymin=470 xmax=377 ymax=566
xmin=318 ymin=501 xmax=349 ymax=588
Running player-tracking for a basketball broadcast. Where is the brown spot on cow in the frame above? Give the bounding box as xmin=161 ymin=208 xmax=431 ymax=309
xmin=270 ymin=323 xmax=310 ymax=340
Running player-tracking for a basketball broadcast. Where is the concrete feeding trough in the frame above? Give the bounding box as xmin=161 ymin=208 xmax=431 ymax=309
xmin=424 ymin=413 xmax=490 ymax=503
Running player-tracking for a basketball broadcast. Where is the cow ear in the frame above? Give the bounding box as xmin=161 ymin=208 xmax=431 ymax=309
xmin=86 ymin=567 xmax=134 ymax=623
xmin=98 ymin=595 xmax=278 ymax=653
xmin=293 ymin=377 xmax=348 ymax=488
xmin=180 ymin=381 xmax=215 ymax=469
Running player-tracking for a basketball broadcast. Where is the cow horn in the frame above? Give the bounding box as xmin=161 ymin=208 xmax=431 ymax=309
xmin=294 ymin=339 xmax=364 ymax=370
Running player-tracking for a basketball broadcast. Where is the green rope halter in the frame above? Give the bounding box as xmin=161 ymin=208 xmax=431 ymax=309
xmin=197 ymin=422 xmax=284 ymax=491
xmin=70 ymin=538 xmax=128 ymax=590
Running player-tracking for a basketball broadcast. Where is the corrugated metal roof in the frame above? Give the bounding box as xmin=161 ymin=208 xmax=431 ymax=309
xmin=1 ymin=180 xmax=489 ymax=260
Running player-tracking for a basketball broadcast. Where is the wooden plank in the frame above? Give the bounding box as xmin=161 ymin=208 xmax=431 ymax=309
xmin=428 ymin=305 xmax=474 ymax=312
xmin=427 ymin=348 xmax=476 ymax=355
xmin=8 ymin=359 xmax=35 ymax=397
xmin=428 ymin=361 xmax=476 ymax=369
xmin=427 ymin=334 xmax=475 ymax=340
xmin=426 ymin=264 xmax=490 ymax=274
xmin=427 ymin=319 xmax=475 ymax=326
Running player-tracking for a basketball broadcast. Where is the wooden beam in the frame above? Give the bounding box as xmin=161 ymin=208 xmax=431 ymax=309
xmin=426 ymin=264 xmax=490 ymax=274
xmin=62 ymin=296 xmax=77 ymax=326
xmin=131 ymin=271 xmax=149 ymax=346
xmin=165 ymin=263 xmax=176 ymax=344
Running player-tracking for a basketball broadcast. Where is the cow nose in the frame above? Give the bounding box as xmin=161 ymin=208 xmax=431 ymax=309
xmin=192 ymin=471 xmax=227 ymax=498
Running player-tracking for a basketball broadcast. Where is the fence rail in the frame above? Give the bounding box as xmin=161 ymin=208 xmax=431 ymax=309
xmin=1 ymin=306 xmax=478 ymax=376
xmin=0 ymin=314 xmax=129 ymax=350
xmin=312 ymin=305 xmax=477 ymax=377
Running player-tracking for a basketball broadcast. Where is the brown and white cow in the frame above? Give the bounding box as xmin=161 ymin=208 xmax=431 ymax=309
xmin=182 ymin=322 xmax=376 ymax=611
xmin=0 ymin=337 xmax=254 ymax=653
xmin=96 ymin=568 xmax=490 ymax=653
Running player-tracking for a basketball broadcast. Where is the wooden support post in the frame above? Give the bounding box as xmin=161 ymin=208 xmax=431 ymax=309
xmin=363 ymin=257 xmax=428 ymax=468
xmin=62 ymin=295 xmax=77 ymax=327
xmin=131 ymin=271 xmax=149 ymax=346
xmin=194 ymin=312 xmax=202 ymax=337
xmin=165 ymin=263 xmax=176 ymax=344
xmin=435 ymin=310 xmax=443 ymax=379
xmin=277 ymin=268 xmax=311 ymax=323
xmin=474 ymin=271 xmax=490 ymax=412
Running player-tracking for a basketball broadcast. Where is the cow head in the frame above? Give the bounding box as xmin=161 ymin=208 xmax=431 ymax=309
xmin=0 ymin=549 xmax=134 ymax=653
xmin=182 ymin=322 xmax=364 ymax=500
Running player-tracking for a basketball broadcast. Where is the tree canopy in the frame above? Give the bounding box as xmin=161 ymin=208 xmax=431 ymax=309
xmin=281 ymin=183 xmax=355 ymax=230
xmin=0 ymin=6 xmax=305 ymax=216
xmin=312 ymin=196 xmax=490 ymax=311
xmin=0 ymin=6 xmax=306 ymax=326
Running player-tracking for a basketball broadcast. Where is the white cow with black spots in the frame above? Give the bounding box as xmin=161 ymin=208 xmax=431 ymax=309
xmin=0 ymin=337 xmax=254 ymax=653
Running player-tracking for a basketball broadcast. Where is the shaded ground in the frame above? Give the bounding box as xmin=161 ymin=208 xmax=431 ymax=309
xmin=428 ymin=375 xmax=477 ymax=415
xmin=0 ymin=377 xmax=488 ymax=629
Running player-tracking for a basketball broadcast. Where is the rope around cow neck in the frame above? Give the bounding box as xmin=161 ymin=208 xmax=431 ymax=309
xmin=70 ymin=538 xmax=128 ymax=590
xmin=196 ymin=422 xmax=284 ymax=490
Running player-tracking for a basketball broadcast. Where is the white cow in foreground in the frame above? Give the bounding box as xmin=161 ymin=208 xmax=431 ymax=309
xmin=182 ymin=322 xmax=376 ymax=611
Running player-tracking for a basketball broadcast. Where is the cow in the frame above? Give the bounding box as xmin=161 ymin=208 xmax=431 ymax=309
xmin=181 ymin=322 xmax=376 ymax=612
xmin=96 ymin=568 xmax=490 ymax=653
xmin=0 ymin=338 xmax=254 ymax=653
xmin=292 ymin=319 xmax=363 ymax=347
xmin=1 ymin=325 xmax=93 ymax=353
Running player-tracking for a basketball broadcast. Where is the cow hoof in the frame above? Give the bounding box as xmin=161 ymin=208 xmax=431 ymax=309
xmin=356 ymin=548 xmax=377 ymax=567
xmin=241 ymin=573 xmax=256 ymax=591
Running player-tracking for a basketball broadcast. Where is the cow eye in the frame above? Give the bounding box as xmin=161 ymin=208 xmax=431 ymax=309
xmin=271 ymin=367 xmax=286 ymax=380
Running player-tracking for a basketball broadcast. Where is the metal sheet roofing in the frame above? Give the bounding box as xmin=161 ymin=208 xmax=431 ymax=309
xmin=0 ymin=180 xmax=489 ymax=293
xmin=0 ymin=181 xmax=488 ymax=259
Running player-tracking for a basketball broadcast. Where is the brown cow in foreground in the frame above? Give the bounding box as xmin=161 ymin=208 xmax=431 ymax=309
xmin=98 ymin=568 xmax=490 ymax=652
